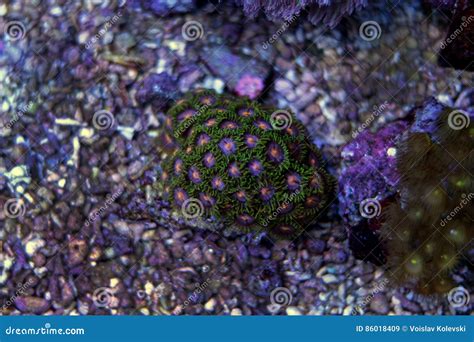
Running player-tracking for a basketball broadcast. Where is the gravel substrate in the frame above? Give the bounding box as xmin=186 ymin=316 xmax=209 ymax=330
xmin=0 ymin=0 xmax=473 ymax=316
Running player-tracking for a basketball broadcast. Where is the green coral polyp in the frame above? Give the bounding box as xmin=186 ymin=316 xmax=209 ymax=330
xmin=162 ymin=90 xmax=335 ymax=239
xmin=382 ymin=109 xmax=473 ymax=293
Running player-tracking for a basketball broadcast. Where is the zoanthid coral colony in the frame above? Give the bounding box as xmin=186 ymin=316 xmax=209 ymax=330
xmin=161 ymin=90 xmax=335 ymax=239
xmin=382 ymin=108 xmax=473 ymax=293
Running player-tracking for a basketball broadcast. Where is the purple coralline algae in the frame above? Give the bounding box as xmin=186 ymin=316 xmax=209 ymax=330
xmin=338 ymin=121 xmax=409 ymax=225
xmin=145 ymin=0 xmax=197 ymax=16
xmin=338 ymin=97 xmax=461 ymax=227
xmin=235 ymin=0 xmax=368 ymax=27
xmin=410 ymin=97 xmax=450 ymax=137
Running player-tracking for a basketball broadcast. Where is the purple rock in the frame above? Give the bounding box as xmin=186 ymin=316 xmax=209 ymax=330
xmin=305 ymin=239 xmax=326 ymax=254
xmin=146 ymin=0 xmax=196 ymax=16
xmin=200 ymin=46 xmax=270 ymax=91
xmin=410 ymin=97 xmax=447 ymax=138
xmin=342 ymin=98 xmax=468 ymax=263
xmin=338 ymin=121 xmax=408 ymax=225
xmin=15 ymin=296 xmax=51 ymax=314
xmin=135 ymin=73 xmax=179 ymax=109
xmin=247 ymin=261 xmax=282 ymax=297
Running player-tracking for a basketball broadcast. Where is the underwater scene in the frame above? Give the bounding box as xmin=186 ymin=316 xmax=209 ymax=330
xmin=0 ymin=0 xmax=473 ymax=316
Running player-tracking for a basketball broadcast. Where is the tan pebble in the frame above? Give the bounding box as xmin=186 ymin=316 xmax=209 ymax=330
xmin=204 ymin=298 xmax=216 ymax=311
xmin=230 ymin=308 xmax=242 ymax=316
xmin=286 ymin=306 xmax=302 ymax=315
